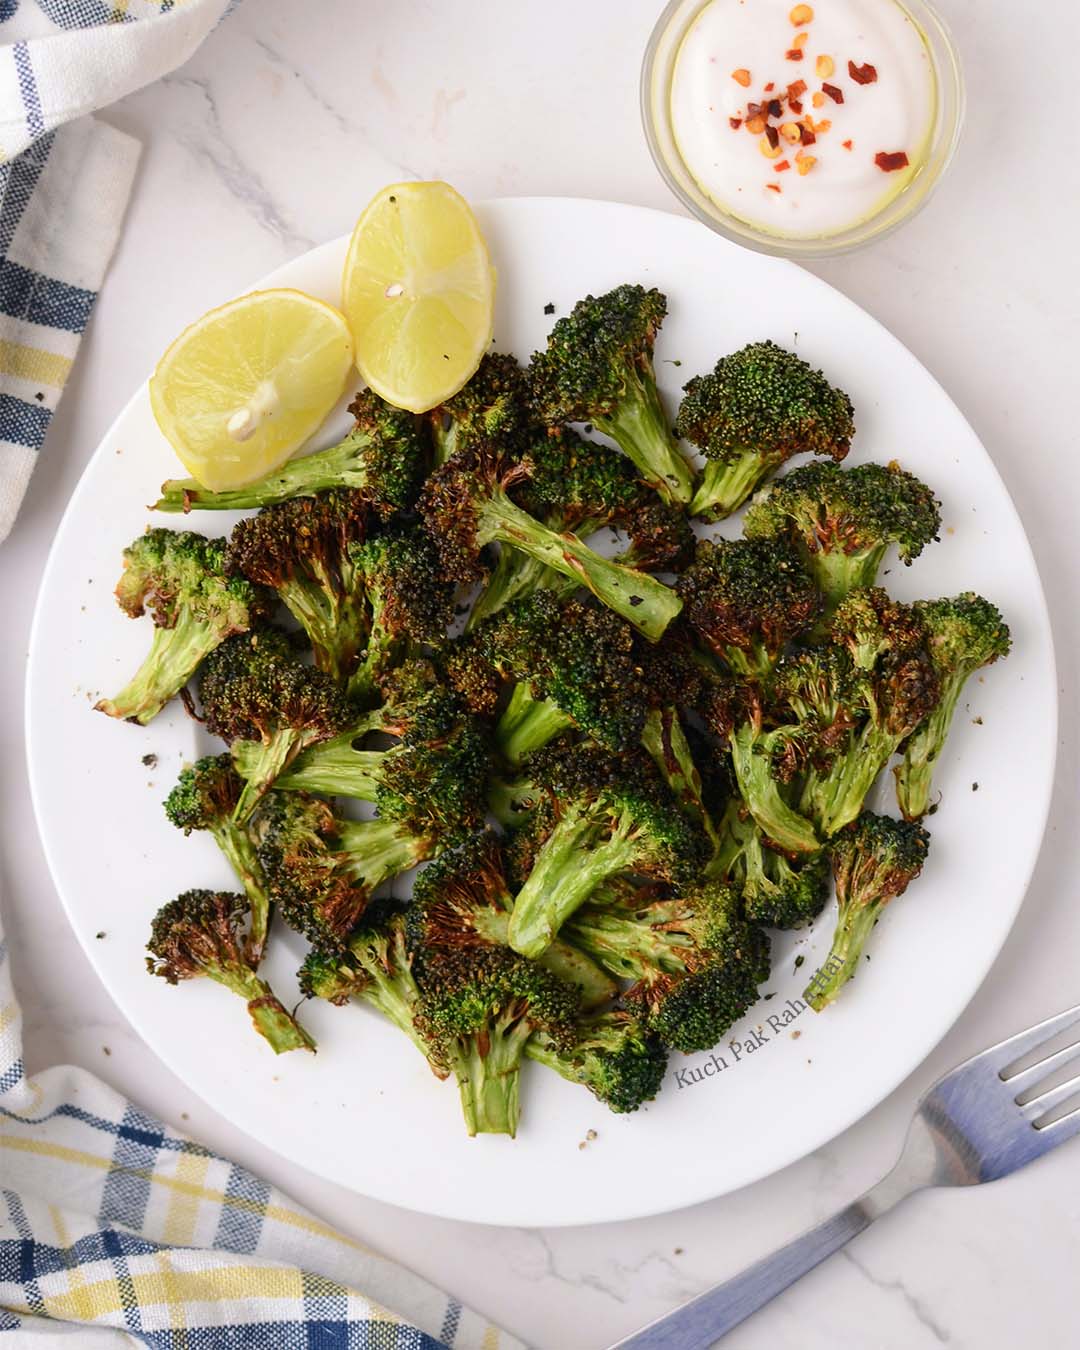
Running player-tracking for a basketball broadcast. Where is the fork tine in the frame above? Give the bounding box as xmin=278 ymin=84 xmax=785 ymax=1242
xmin=1019 ymin=1070 xmax=1080 ymax=1119
xmin=1005 ymin=1037 xmax=1080 ymax=1094
xmin=1033 ymin=1100 xmax=1080 ymax=1139
xmin=987 ymin=1003 xmax=1080 ymax=1076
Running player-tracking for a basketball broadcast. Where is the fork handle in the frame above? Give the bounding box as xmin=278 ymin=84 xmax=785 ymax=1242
xmin=611 ymin=1176 xmax=912 ymax=1349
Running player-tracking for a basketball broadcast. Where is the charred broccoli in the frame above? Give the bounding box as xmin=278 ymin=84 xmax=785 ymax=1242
xmin=525 ymin=1009 xmax=668 ymax=1113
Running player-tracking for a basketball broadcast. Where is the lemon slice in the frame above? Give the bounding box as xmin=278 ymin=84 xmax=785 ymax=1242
xmin=342 ymin=181 xmax=496 ymax=414
xmin=149 ymin=288 xmax=354 ymax=491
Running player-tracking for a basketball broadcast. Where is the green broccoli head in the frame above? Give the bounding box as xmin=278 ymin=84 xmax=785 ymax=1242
xmin=373 ymin=713 xmax=492 ymax=842
xmin=680 ymin=341 xmax=854 ymax=520
xmin=407 ymin=829 xmax=512 ymax=953
xmin=526 ymin=1008 xmax=668 ymax=1114
xmin=677 ymin=536 xmax=821 ymax=677
xmin=744 ymin=460 xmax=941 ymax=614
xmin=804 ymin=812 xmax=930 ymax=1010
xmin=146 ymin=889 xmax=314 ymax=1053
xmin=529 ymin=285 xmax=694 ymax=505
xmin=517 ymin=425 xmax=643 ymax=531
xmin=96 ymin=528 xmax=270 ymax=726
xmin=429 ymin=352 xmax=535 ymax=463
xmin=740 ymin=835 xmax=831 ymax=930
xmin=164 ymin=753 xmax=244 ymax=833
xmin=829 ymin=586 xmax=926 ymax=671
xmin=617 ymin=497 xmax=697 ymax=574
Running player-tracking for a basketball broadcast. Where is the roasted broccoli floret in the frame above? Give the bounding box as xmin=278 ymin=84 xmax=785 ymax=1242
xmin=298 ymin=903 xmax=440 ymax=1070
xmin=894 ymin=594 xmax=1011 ymax=820
xmin=679 ymin=341 xmax=853 ymax=520
xmin=804 ymin=812 xmax=930 ymax=1010
xmin=616 ymin=497 xmax=696 ymax=575
xmin=529 ymin=285 xmax=695 ymax=505
xmin=564 ymin=880 xmax=770 ymax=1052
xmin=677 ymin=537 xmax=821 ymax=678
xmin=227 ymin=490 xmax=371 ymax=684
xmin=715 ymin=800 xmax=829 ymax=929
xmin=406 ymin=830 xmax=617 ymax=1009
xmin=345 ymin=522 xmax=456 ymax=705
xmin=428 ymin=352 xmax=534 ymax=465
xmin=155 ymin=390 xmax=425 ymax=515
xmin=505 ymin=742 xmax=706 ymax=959
xmin=146 ymin=889 xmax=314 ymax=1053
xmin=420 ymin=442 xmax=682 ymax=641
xmin=199 ymin=627 xmax=352 ymax=822
xmin=95 ymin=529 xmax=269 ymax=725
xmin=414 ymin=942 xmax=580 ymax=1136
xmin=744 ymin=460 xmax=941 ymax=618
xmin=525 ymin=1009 xmax=668 ymax=1113
xmin=829 ymin=586 xmax=926 ymax=672
xmin=164 ymin=755 xmax=273 ymax=961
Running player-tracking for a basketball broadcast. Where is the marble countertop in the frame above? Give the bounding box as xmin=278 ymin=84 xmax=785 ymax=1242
xmin=4 ymin=2 xmax=1079 ymax=1346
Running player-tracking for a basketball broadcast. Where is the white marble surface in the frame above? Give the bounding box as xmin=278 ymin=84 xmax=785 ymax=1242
xmin=3 ymin=1 xmax=1079 ymax=1346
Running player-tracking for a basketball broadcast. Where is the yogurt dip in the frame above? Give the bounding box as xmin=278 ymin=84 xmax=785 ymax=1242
xmin=670 ymin=0 xmax=936 ymax=239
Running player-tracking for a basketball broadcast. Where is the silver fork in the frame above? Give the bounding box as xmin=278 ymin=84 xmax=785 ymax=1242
xmin=613 ymin=1002 xmax=1080 ymax=1349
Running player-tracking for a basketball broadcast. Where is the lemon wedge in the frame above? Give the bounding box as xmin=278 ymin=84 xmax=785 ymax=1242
xmin=149 ymin=289 xmax=354 ymax=492
xmin=342 ymin=181 xmax=496 ymax=414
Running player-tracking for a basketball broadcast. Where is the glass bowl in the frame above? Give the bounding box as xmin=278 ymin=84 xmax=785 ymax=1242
xmin=641 ymin=0 xmax=964 ymax=259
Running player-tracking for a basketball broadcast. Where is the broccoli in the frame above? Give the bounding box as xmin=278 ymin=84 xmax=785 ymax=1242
xmin=95 ymin=529 xmax=269 ymax=726
xmin=253 ymin=790 xmax=439 ymax=950
xmin=678 ymin=341 xmax=854 ymax=520
xmin=414 ymin=942 xmax=581 ymax=1136
xmin=677 ymin=536 xmax=821 ymax=678
xmin=199 ymin=627 xmax=352 ymax=822
xmin=466 ymin=425 xmax=647 ymax=628
xmin=529 ymin=285 xmax=696 ymax=505
xmin=154 ymin=390 xmax=425 ymax=515
xmin=345 ymin=522 xmax=456 ymax=705
xmin=227 ymin=490 xmax=371 ymax=684
xmin=428 ymin=352 xmax=534 ymax=466
xmin=164 ymin=755 xmax=273 ymax=961
xmin=406 ymin=830 xmax=617 ymax=1009
xmin=615 ymin=497 xmax=696 ymax=575
xmin=894 ymin=594 xmax=1011 ymax=820
xmin=146 ymin=889 xmax=314 ymax=1053
xmin=525 ymin=1009 xmax=668 ymax=1113
xmin=804 ymin=812 xmax=930 ymax=1010
xmin=505 ymin=742 xmax=706 ymax=959
xmin=744 ymin=460 xmax=941 ymax=618
xmin=420 ymin=442 xmax=682 ymax=641
xmin=298 ymin=903 xmax=441 ymax=1071
xmin=828 ymin=585 xmax=926 ymax=672
xmin=715 ymin=800 xmax=829 ymax=929
xmin=564 ymin=880 xmax=771 ymax=1052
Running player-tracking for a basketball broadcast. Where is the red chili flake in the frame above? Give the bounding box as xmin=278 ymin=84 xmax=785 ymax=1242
xmin=785 ymin=48 xmax=804 ymax=60
xmin=874 ymin=150 xmax=909 ymax=171
xmin=787 ymin=79 xmax=807 ymax=99
xmin=799 ymin=125 xmax=816 ymax=145
xmin=746 ymin=101 xmax=766 ymax=119
xmin=767 ymin=98 xmax=783 ymax=118
xmin=764 ymin=124 xmax=780 ymax=149
xmin=774 ymin=159 xmax=791 ymax=172
xmin=764 ymin=81 xmax=775 ymax=92
xmin=789 ymin=99 xmax=803 ymax=114
xmin=729 ymin=117 xmax=743 ymax=129
xmin=842 ymin=138 xmax=853 ymax=149
xmin=849 ymin=60 xmax=878 ymax=84
xmin=765 ymin=183 xmax=782 ymax=193
xmin=821 ymin=82 xmax=844 ymax=103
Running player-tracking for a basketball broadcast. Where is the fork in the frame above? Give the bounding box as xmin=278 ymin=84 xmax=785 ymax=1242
xmin=613 ymin=1002 xmax=1080 ymax=1349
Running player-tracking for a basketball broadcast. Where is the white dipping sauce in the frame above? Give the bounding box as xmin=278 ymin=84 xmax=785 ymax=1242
xmin=671 ymin=0 xmax=935 ymax=238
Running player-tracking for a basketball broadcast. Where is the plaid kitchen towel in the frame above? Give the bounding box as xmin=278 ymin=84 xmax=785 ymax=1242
xmin=0 ymin=920 xmax=522 ymax=1347
xmin=0 ymin=0 xmax=245 ymax=545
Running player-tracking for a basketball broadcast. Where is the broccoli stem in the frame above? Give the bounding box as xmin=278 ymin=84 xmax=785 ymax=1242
xmin=232 ymin=729 xmax=309 ymax=823
xmin=345 ymin=934 xmax=438 ymax=1068
xmin=471 ymin=908 xmax=617 ymax=1008
xmin=477 ymin=492 xmax=682 ymax=642
xmin=212 ymin=964 xmax=315 ymax=1053
xmin=495 ymin=684 xmax=575 ymax=767
xmin=466 ymin=547 xmax=553 ymax=630
xmin=641 ymin=708 xmax=721 ymax=858
xmin=804 ymin=544 xmax=887 ymax=622
xmin=689 ymin=448 xmax=773 ymax=521
xmin=803 ymin=899 xmax=882 ymax=1011
xmin=97 ymin=611 xmax=222 ymax=725
xmin=454 ymin=1014 xmax=532 ymax=1136
xmin=154 ymin=428 xmax=373 ymax=512
xmin=336 ymin=817 xmax=431 ymax=888
xmin=508 ymin=812 xmax=638 ymax=959
xmin=591 ymin=370 xmax=695 ymax=506
xmin=802 ymin=728 xmax=897 ymax=838
xmin=270 ymin=732 xmax=381 ymax=799
xmin=565 ymin=906 xmax=692 ymax=981
xmin=894 ymin=676 xmax=965 ymax=820
xmin=212 ymin=823 xmax=271 ymax=963
xmin=486 ymin=771 xmax=539 ymax=828
xmin=276 ymin=574 xmax=367 ymax=686
xmin=729 ymin=722 xmax=820 ymax=854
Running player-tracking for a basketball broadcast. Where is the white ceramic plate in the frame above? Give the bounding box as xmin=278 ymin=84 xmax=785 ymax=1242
xmin=26 ymin=199 xmax=1056 ymax=1227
